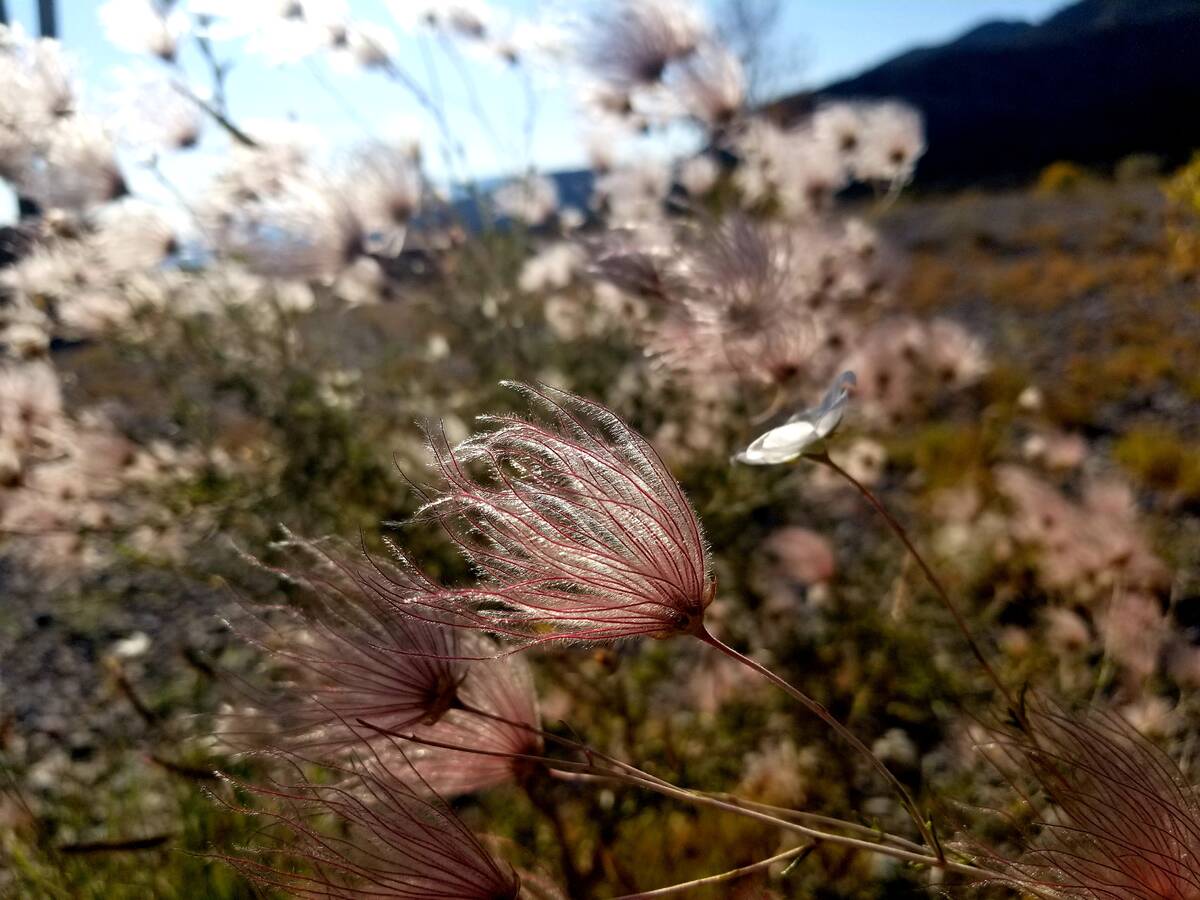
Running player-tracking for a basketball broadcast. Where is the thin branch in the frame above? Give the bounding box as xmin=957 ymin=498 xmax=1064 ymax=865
xmin=702 ymin=791 xmax=928 ymax=854
xmin=461 ymin=695 xmax=932 ymax=861
xmin=358 ymin=721 xmax=989 ymax=879
xmin=614 ymin=843 xmax=814 ymax=898
xmin=192 ymin=32 xmax=230 ymax=115
xmin=148 ymin=753 xmax=221 ymax=783
xmin=693 ymin=626 xmax=941 ymax=859
xmin=812 ymin=450 xmax=1021 ymax=721
xmin=58 ymin=834 xmax=172 ymax=854
xmin=108 ymin=662 xmax=161 ymax=727
xmin=169 ymin=82 xmax=258 ymax=148
xmin=456 ymin=701 xmax=678 ymax=790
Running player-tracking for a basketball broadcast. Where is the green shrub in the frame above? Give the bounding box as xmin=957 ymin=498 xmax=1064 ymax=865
xmin=1035 ymin=160 xmax=1093 ymax=194
xmin=1114 ymin=424 xmax=1200 ymax=501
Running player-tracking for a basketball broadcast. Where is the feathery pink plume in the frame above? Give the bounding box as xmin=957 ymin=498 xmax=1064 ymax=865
xmin=976 ymin=702 xmax=1200 ymax=899
xmin=215 ymin=743 xmax=525 ymax=899
xmin=405 ymin=381 xmax=715 ymax=646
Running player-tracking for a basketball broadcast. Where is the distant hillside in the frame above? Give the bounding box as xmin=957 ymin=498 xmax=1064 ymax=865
xmin=775 ymin=0 xmax=1200 ymax=187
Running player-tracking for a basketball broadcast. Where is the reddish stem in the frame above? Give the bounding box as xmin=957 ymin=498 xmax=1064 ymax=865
xmin=694 ymin=626 xmax=941 ymax=860
xmin=814 ymin=451 xmax=1021 ymax=720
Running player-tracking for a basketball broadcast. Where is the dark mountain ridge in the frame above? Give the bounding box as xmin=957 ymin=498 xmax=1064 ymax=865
xmin=778 ymin=0 xmax=1200 ymax=187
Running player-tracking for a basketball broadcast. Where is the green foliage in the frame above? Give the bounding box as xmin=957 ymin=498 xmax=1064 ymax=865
xmin=1166 ymin=151 xmax=1200 ymax=274
xmin=1115 ymin=424 xmax=1200 ymax=502
xmin=0 ymin=759 xmax=261 ymax=899
xmin=1166 ymin=152 xmax=1200 ymax=214
xmin=1114 ymin=153 xmax=1163 ymax=183
xmin=887 ymin=421 xmax=991 ymax=489
xmin=1034 ymin=160 xmax=1093 ymax=194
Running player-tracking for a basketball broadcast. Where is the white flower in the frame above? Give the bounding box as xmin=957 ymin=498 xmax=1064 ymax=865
xmin=345 ymin=22 xmax=396 ymax=69
xmin=16 ymin=117 xmax=126 ymax=211
xmin=1 ymin=321 xmax=50 ymax=359
xmin=99 ymin=0 xmax=189 ymax=59
xmin=678 ymin=154 xmax=718 ymax=196
xmin=188 ymin=0 xmax=302 ymax=43
xmin=577 ymin=0 xmax=709 ymax=90
xmin=734 ymin=371 xmax=856 ymax=465
xmin=733 ymin=119 xmax=849 ymax=217
xmin=582 ymin=122 xmax=629 ymax=173
xmin=90 ymin=201 xmax=179 ymax=273
xmin=871 ymin=728 xmax=917 ymax=767
xmin=0 ymin=360 xmax=64 ymax=449
xmin=1017 ymin=385 xmax=1043 ymax=411
xmin=441 ymin=0 xmax=493 ymax=40
xmin=494 ymin=173 xmax=558 ymax=226
xmin=347 ymin=139 xmax=423 ymax=240
xmin=489 ymin=19 xmax=567 ymax=68
xmin=387 ymin=0 xmax=494 ymax=42
xmin=559 ymin=206 xmax=585 ymax=231
xmin=1 ymin=243 xmax=88 ymax=303
xmin=332 ymin=256 xmax=384 ymax=306
xmin=111 ymin=631 xmax=151 ymax=659
xmin=109 ymin=67 xmax=203 ymax=152
xmin=518 ymin=241 xmax=584 ymax=293
xmin=811 ymin=102 xmax=866 ymax=158
xmin=669 ymin=40 xmax=744 ymax=125
xmin=205 ymin=168 xmax=365 ymax=282
xmin=595 ymin=160 xmax=671 ymax=224
xmin=855 ymin=101 xmax=925 ymax=186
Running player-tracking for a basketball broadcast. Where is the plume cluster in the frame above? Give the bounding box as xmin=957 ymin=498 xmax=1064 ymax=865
xmin=975 ymin=704 xmax=1200 ymax=900
xmin=218 ymin=747 xmax=526 ymax=899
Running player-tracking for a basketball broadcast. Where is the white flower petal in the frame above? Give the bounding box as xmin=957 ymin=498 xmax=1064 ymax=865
xmin=735 ymin=371 xmax=857 ymax=466
xmin=736 ymin=421 xmax=817 ymax=465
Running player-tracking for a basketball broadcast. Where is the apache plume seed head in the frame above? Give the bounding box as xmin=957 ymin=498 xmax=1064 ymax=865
xmin=397 ymin=650 xmax=544 ymax=797
xmin=579 ymin=0 xmax=708 ymax=89
xmin=348 ymin=139 xmax=423 ymax=234
xmin=224 ymin=539 xmax=472 ymax=755
xmin=604 ymin=216 xmax=834 ymax=386
xmin=218 ymin=747 xmax=524 ymax=899
xmin=225 ymin=537 xmax=543 ymax=798
xmin=977 ymin=703 xmax=1200 ymax=900
xmin=410 ymin=382 xmax=715 ymax=645
xmin=670 ymin=41 xmax=745 ymax=126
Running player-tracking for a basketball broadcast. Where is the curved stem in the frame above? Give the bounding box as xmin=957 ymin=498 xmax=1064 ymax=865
xmin=693 ymin=627 xmax=941 ymax=860
xmin=456 ymin=702 xmax=678 ymax=790
xmin=356 ymin=720 xmax=988 ymax=878
xmin=613 ymin=843 xmax=814 ymax=898
xmin=521 ymin=782 xmax=585 ymax=897
xmin=547 ymin=765 xmax=984 ymax=878
xmin=457 ymin=705 xmax=928 ymax=858
xmin=702 ymin=792 xmax=928 ymax=855
xmin=813 ymin=451 xmax=1020 ymax=720
xmin=168 ymin=80 xmax=257 ymax=148
xmin=548 ymin=770 xmax=929 ymax=857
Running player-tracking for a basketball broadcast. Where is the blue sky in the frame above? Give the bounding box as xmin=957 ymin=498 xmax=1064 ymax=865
xmin=1 ymin=0 xmax=1066 ymax=220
